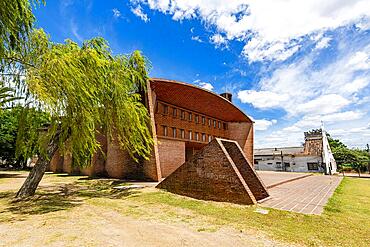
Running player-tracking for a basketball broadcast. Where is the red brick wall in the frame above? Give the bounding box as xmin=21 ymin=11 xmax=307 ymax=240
xmin=245 ymin=124 xmax=254 ymax=164
xmin=50 ymin=150 xmax=64 ymax=173
xmin=142 ymin=86 xmax=162 ymax=181
xmin=221 ymin=140 xmax=268 ymax=201
xmin=227 ymin=122 xmax=254 ymax=163
xmin=62 ymin=152 xmax=76 ymax=174
xmin=80 ymin=133 xmax=107 ymax=177
xmin=105 ymin=136 xmax=140 ymax=179
xmin=154 ymin=101 xmax=229 ymax=143
xmin=157 ymin=139 xmax=257 ymax=205
xmin=157 ymin=137 xmax=185 ymax=177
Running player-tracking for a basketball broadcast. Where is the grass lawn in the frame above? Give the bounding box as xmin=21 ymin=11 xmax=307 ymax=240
xmin=0 ymin=171 xmax=369 ymax=246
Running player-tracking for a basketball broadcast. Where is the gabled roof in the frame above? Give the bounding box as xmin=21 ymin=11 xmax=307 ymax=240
xmin=150 ymin=78 xmax=252 ymax=122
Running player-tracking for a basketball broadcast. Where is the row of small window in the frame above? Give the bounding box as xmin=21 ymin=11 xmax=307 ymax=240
xmin=159 ymin=103 xmax=228 ymax=130
xmin=161 ymin=125 xmax=218 ymax=142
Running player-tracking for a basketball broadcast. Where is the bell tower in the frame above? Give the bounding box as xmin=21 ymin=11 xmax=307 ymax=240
xmin=303 ymin=129 xmax=323 ymax=156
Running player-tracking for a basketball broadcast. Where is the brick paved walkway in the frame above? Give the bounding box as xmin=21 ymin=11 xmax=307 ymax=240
xmin=256 ymin=171 xmax=312 ymax=188
xmin=260 ymin=175 xmax=342 ymax=215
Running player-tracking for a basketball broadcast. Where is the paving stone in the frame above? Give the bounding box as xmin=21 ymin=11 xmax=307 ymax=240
xmin=259 ymin=174 xmax=342 ymax=215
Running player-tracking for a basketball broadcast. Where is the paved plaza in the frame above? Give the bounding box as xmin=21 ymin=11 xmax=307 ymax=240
xmin=259 ymin=174 xmax=342 ymax=215
xmin=131 ymin=171 xmax=343 ymax=215
xmin=256 ymin=171 xmax=312 ymax=188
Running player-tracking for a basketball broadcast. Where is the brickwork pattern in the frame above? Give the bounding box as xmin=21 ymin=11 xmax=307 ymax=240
xmin=49 ymin=150 xmax=64 ymax=173
xmin=142 ymin=85 xmax=162 ymax=181
xmin=227 ymin=122 xmax=254 ymax=163
xmin=221 ymin=140 xmax=269 ymax=200
xmin=304 ymin=138 xmax=323 ymax=156
xmin=156 ymin=138 xmax=268 ymax=205
xmin=49 ymin=79 xmax=255 ymax=184
xmin=62 ymin=153 xmax=78 ymax=174
xmin=157 ymin=138 xmax=185 ymax=177
xmin=150 ymin=78 xmax=251 ymax=122
xmin=80 ymin=133 xmax=107 ymax=177
xmin=155 ymin=101 xmax=228 ymax=142
xmin=105 ymin=136 xmax=141 ymax=179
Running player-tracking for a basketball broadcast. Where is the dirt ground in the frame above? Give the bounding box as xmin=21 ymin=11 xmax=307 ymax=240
xmin=0 ymin=204 xmax=284 ymax=247
xmin=0 ymin=171 xmax=290 ymax=247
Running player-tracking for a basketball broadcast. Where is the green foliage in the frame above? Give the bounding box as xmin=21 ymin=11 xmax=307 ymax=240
xmin=15 ymin=107 xmax=50 ymax=162
xmin=0 ymin=0 xmax=43 ymax=56
xmin=6 ymin=29 xmax=153 ymax=166
xmin=331 ymin=146 xmax=369 ymax=172
xmin=328 ymin=135 xmax=370 ymax=173
xmin=0 ymin=85 xmax=21 ymax=108
xmin=0 ymin=108 xmax=19 ymax=164
xmin=0 ymin=106 xmax=49 ymax=166
xmin=327 ymin=135 xmax=347 ymax=149
xmin=0 ymin=1 xmax=152 ymax=169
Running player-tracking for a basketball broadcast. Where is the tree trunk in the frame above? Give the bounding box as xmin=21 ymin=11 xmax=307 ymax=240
xmin=16 ymin=132 xmax=60 ymax=198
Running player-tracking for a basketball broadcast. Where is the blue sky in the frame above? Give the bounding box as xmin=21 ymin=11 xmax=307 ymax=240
xmin=33 ymin=0 xmax=370 ymax=148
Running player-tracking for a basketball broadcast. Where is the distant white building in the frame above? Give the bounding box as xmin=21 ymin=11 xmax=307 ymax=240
xmin=254 ymin=128 xmax=337 ymax=174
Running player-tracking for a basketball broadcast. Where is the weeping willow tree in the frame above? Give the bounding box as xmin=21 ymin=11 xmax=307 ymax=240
xmin=0 ymin=0 xmax=43 ymax=107
xmin=0 ymin=0 xmax=43 ymax=57
xmin=10 ymin=29 xmax=154 ymax=198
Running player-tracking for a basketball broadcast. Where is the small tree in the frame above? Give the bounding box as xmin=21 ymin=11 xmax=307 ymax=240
xmin=351 ymin=149 xmax=370 ymax=177
xmin=332 ymin=146 xmax=370 ymax=177
xmin=2 ymin=29 xmax=153 ymax=198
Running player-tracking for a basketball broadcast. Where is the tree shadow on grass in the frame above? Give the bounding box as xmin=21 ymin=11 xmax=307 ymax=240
xmin=0 ymin=179 xmax=142 ymax=222
xmin=73 ymin=179 xmax=141 ymax=199
xmin=0 ymin=173 xmax=27 ymax=179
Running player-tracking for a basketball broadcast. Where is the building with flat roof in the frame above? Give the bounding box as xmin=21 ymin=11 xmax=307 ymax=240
xmin=49 ymin=78 xmax=254 ymax=181
xmin=254 ymin=128 xmax=337 ymax=174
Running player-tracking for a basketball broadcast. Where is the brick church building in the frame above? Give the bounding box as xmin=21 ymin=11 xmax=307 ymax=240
xmin=49 ymin=78 xmax=255 ymax=181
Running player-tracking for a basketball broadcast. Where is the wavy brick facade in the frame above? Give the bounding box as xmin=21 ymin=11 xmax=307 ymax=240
xmin=49 ymin=78 xmax=255 ymax=182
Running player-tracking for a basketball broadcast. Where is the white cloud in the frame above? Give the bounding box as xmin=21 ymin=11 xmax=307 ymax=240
xmin=132 ymin=0 xmax=370 ymax=62
xmin=257 ymin=110 xmax=368 ymax=148
xmin=346 ymin=51 xmax=370 ymax=70
xmin=321 ymin=111 xmax=365 ymax=122
xmin=315 ymin=36 xmax=332 ymax=50
xmin=329 ymin=125 xmax=370 ymax=147
xmin=194 ymin=79 xmax=214 ymax=91
xmin=242 ymin=38 xmax=301 ymax=62
xmin=247 ymin=41 xmax=370 ymax=148
xmin=295 ymin=94 xmax=350 ymax=115
xmin=210 ymin=34 xmax=228 ymax=48
xmin=283 ymin=111 xmax=366 ymax=132
xmin=254 ymin=119 xmax=277 ymax=131
xmin=237 ymin=90 xmax=289 ymax=108
xmin=131 ymin=5 xmax=150 ymax=22
xmin=342 ymin=78 xmax=369 ymax=94
xmin=191 ymin=36 xmax=203 ymax=43
xmin=238 ymin=43 xmax=370 ymax=116
xmin=112 ymin=8 xmax=121 ymax=18
xmin=199 ymin=82 xmax=214 ymax=91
